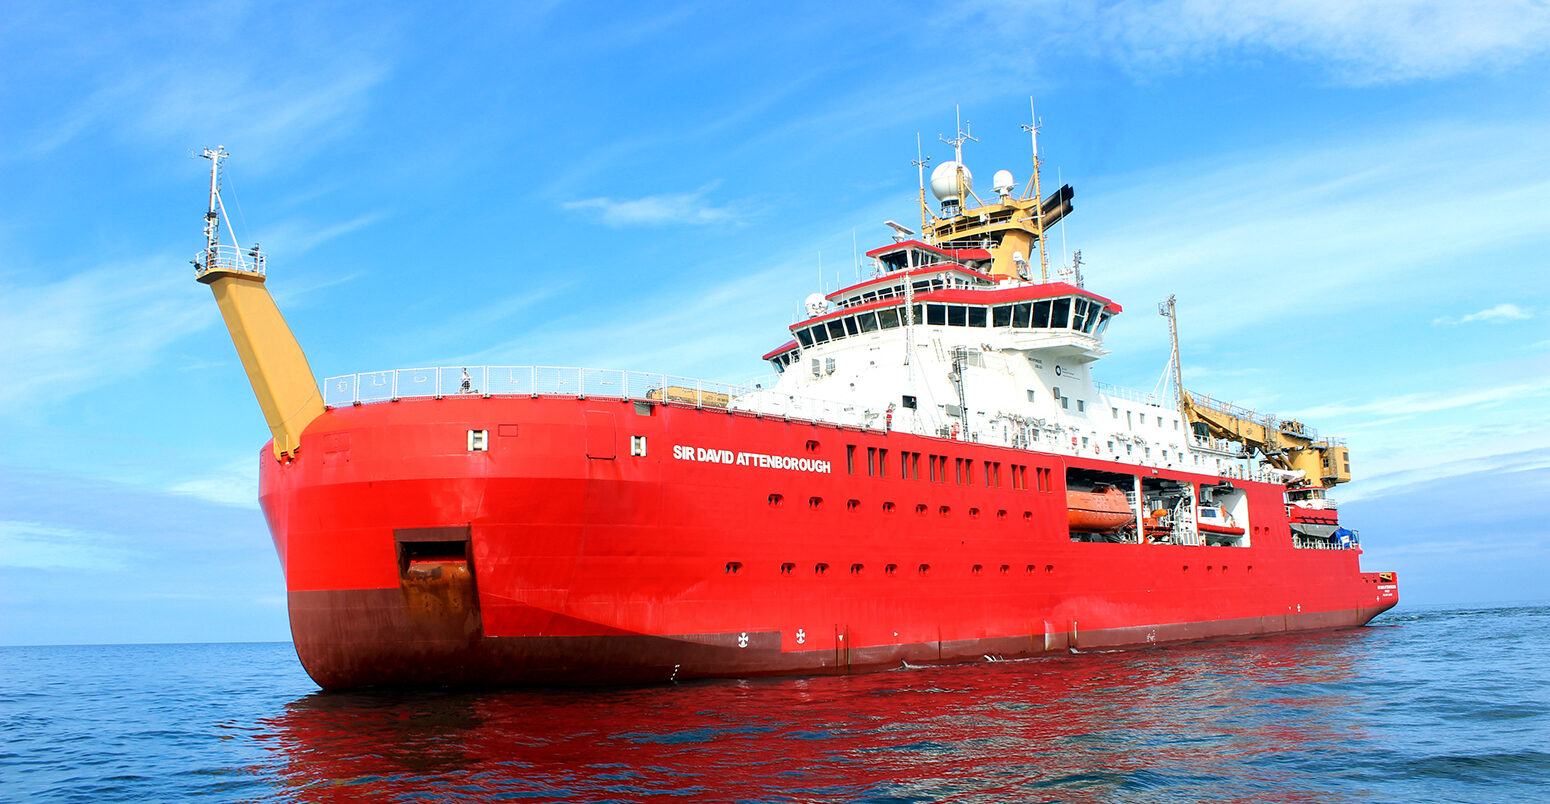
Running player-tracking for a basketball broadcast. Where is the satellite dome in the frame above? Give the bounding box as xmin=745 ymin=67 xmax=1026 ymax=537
xmin=992 ymin=169 xmax=1015 ymax=196
xmin=805 ymin=292 xmax=828 ymax=318
xmin=929 ymin=161 xmax=973 ymax=201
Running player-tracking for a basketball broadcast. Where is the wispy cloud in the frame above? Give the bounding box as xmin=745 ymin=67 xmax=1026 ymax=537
xmin=974 ymin=0 xmax=1550 ymax=85
xmin=1434 ymin=302 xmax=1534 ymax=326
xmin=4 ymin=8 xmax=394 ymax=169
xmin=562 ymin=183 xmax=740 ymax=227
xmin=0 ymin=257 xmax=214 ymax=414
xmin=0 ymin=521 xmax=134 ymax=572
xmin=168 ymin=457 xmax=259 ymax=510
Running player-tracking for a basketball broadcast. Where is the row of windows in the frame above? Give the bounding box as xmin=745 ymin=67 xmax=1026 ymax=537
xmin=770 ymin=492 xmax=1038 ymax=521
xmin=725 ymin=561 xmax=1057 ymax=577
xmin=773 ymin=296 xmax=1114 ymax=369
xmin=844 ymin=445 xmax=1054 ymax=492
xmin=723 ymin=561 xmax=1251 ymax=576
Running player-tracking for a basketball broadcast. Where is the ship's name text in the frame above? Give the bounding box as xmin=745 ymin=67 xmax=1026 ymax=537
xmin=672 ymin=445 xmax=832 ymax=474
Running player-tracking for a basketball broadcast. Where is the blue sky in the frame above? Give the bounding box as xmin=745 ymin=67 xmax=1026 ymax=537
xmin=3 ymin=1 xmax=1548 ymax=645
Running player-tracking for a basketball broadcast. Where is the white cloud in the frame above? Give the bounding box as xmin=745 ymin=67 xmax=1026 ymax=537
xmin=0 ymin=257 xmax=215 ymax=414
xmin=562 ymin=183 xmax=739 ymax=227
xmin=0 ymin=521 xmax=134 ymax=571
xmin=168 ymin=457 xmax=260 ymax=509
xmin=978 ymin=0 xmax=1550 ymax=85
xmin=1434 ymin=302 xmax=1534 ymax=326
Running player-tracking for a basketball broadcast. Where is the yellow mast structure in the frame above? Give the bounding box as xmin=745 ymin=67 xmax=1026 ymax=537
xmin=919 ymin=108 xmax=1073 ymax=282
xmin=194 ymin=147 xmax=324 ymax=461
xmin=1021 ymin=99 xmax=1051 ymax=282
xmin=1161 ymin=295 xmax=1352 ymax=487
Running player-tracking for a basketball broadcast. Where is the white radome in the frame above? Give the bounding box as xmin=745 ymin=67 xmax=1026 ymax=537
xmin=993 ymin=169 xmax=1015 ymax=196
xmin=930 ymin=161 xmax=973 ymax=200
xmin=805 ymin=292 xmax=828 ymax=317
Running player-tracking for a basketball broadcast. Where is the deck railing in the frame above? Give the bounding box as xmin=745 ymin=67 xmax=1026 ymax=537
xmin=322 ymin=365 xmax=1285 ymax=482
xmin=192 ymin=245 xmax=266 ymax=279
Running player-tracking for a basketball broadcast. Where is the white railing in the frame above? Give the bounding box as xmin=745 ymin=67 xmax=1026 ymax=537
xmin=321 ymin=365 xmax=1298 ymax=484
xmin=1095 ymin=381 xmax=1161 ymax=406
xmin=192 ymin=245 xmax=266 ymax=278
xmin=326 ymin=366 xmax=752 ymax=407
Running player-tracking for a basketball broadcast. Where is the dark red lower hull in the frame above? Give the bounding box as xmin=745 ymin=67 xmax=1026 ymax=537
xmin=290 ymin=587 xmax=1396 ymax=688
xmin=262 ymin=395 xmax=1398 ymax=690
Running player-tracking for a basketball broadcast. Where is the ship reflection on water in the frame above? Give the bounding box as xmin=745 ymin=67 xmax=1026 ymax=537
xmin=260 ymin=630 xmax=1379 ymax=802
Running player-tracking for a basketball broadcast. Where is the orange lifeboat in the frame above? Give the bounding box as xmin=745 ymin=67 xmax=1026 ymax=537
xmin=1067 ymin=486 xmax=1134 ymax=532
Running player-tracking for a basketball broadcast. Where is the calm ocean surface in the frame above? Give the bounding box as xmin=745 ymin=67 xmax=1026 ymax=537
xmin=3 ymin=604 xmax=1547 ymax=803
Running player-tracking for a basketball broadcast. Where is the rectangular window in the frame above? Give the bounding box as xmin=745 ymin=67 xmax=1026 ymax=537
xmin=911 ymin=304 xmax=924 ymax=325
xmin=857 ymin=311 xmax=879 ymax=332
xmin=1013 ymin=302 xmax=1033 ymax=328
xmin=929 ymin=455 xmax=937 ymax=483
xmin=955 ymin=458 xmax=963 ymax=484
xmin=1070 ymin=299 xmax=1089 ymax=331
xmin=1027 ymin=389 xmax=1036 ymax=402
xmin=878 ymin=307 xmax=901 ymax=329
xmin=912 ymin=452 xmax=921 ymax=480
xmin=1031 ymin=299 xmax=1051 ymax=327
xmin=846 ymin=444 xmax=856 ymax=474
xmin=827 ymin=320 xmax=846 ymax=340
xmin=927 ymin=304 xmax=947 ymax=326
xmin=1077 ymin=400 xmax=1085 ymax=412
xmin=1112 ymin=407 xmax=1119 ymax=419
xmin=796 ymin=328 xmax=813 ymax=347
xmin=947 ymin=305 xmax=967 ymax=326
xmin=967 ymin=306 xmax=987 ymax=327
xmin=1051 ymin=297 xmax=1071 ymax=328
xmin=866 ymin=446 xmax=876 ymax=476
xmin=811 ymin=325 xmax=829 ymax=344
xmin=993 ymin=305 xmax=1012 ymax=327
xmin=878 ymin=448 xmax=888 ymax=475
xmin=843 ymin=316 xmax=860 ymax=336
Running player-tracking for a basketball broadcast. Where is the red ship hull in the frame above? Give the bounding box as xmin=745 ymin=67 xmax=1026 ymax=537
xmin=261 ymin=395 xmax=1398 ymax=689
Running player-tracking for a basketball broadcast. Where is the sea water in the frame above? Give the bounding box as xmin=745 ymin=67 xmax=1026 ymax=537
xmin=2 ymin=604 xmax=1547 ymax=803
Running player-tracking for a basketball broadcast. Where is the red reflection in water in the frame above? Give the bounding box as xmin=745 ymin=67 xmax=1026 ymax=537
xmin=259 ymin=630 xmax=1377 ymax=803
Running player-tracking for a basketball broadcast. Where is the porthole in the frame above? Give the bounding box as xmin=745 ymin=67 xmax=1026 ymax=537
xmin=885 ymin=563 xmax=898 ymax=575
xmin=916 ymin=504 xmax=928 ymax=516
xmin=971 ymin=564 xmax=983 ymax=575
xmin=939 ymin=505 xmax=951 ymax=517
xmin=805 ymin=439 xmax=821 ymax=453
xmin=999 ymin=564 xmax=1010 ymax=575
xmin=1022 ymin=511 xmax=1033 ymax=521
xmin=882 ymin=501 xmax=896 ymax=514
xmin=808 ymin=496 xmax=823 ymax=510
xmin=1025 ymin=564 xmax=1036 ymax=574
xmin=850 ymin=563 xmax=864 ymax=575
xmin=968 ymin=507 xmax=980 ymax=519
xmin=996 ymin=509 xmax=1007 ymax=520
xmin=846 ymin=499 xmax=860 ymax=512
xmin=815 ymin=563 xmax=829 ymax=575
xmin=780 ymin=562 xmax=795 ymax=575
xmin=725 ymin=562 xmax=742 ymax=575
xmin=918 ymin=563 xmax=931 ymax=575
xmin=769 ymin=493 xmax=784 ymax=507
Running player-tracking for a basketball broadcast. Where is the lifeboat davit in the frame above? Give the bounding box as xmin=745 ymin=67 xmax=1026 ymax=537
xmin=1067 ymin=486 xmax=1134 ymax=532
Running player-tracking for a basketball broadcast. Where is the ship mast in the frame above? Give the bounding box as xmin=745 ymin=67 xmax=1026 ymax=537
xmin=1159 ymin=294 xmax=1188 ymax=422
xmin=914 ymin=134 xmax=932 ymax=242
xmin=202 ymin=146 xmax=225 ymax=269
xmin=939 ymin=107 xmax=976 ymax=220
xmin=1021 ymin=100 xmax=1051 ymax=282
